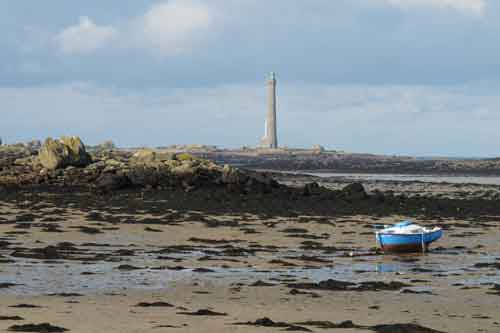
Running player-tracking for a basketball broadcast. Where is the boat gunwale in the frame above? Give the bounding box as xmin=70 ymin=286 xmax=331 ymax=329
xmin=377 ymin=228 xmax=442 ymax=236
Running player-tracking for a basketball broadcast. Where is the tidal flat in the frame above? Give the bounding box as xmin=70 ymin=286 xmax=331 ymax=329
xmin=1 ymin=175 xmax=499 ymax=333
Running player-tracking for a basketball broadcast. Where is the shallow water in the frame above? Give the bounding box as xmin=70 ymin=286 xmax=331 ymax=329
xmin=305 ymin=172 xmax=500 ymax=186
xmin=1 ymin=246 xmax=498 ymax=296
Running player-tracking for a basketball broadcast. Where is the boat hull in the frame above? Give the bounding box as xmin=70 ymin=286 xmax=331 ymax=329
xmin=377 ymin=229 xmax=443 ymax=253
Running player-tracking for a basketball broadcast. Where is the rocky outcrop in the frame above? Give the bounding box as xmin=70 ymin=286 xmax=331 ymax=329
xmin=38 ymin=137 xmax=91 ymax=170
xmin=3 ymin=145 xmax=278 ymax=193
xmin=1 ymin=142 xmax=281 ymax=194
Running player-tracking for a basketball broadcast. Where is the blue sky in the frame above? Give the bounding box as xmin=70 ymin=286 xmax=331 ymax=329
xmin=2 ymin=0 xmax=500 ymax=156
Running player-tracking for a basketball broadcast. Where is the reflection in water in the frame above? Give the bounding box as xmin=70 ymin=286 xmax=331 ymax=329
xmin=375 ymin=263 xmax=399 ymax=273
xmin=1 ymin=247 xmax=498 ymax=296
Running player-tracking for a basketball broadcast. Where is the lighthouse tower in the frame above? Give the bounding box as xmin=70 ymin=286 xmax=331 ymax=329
xmin=260 ymin=72 xmax=278 ymax=149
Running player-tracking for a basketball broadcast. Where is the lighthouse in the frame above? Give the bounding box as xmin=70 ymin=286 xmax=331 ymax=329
xmin=260 ymin=72 xmax=278 ymax=149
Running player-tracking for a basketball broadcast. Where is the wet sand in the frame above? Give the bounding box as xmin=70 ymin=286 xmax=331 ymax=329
xmin=1 ymin=187 xmax=500 ymax=333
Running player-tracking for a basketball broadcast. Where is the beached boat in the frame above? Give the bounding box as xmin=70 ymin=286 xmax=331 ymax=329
xmin=376 ymin=221 xmax=443 ymax=252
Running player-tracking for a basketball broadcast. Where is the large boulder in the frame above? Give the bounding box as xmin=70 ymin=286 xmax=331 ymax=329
xmin=38 ymin=138 xmax=69 ymax=170
xmin=60 ymin=136 xmax=91 ymax=166
xmin=38 ymin=137 xmax=91 ymax=170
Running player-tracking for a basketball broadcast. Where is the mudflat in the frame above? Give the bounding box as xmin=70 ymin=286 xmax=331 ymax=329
xmin=1 ymin=182 xmax=499 ymax=333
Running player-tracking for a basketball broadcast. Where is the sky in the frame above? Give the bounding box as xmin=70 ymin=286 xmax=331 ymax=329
xmin=1 ymin=0 xmax=500 ymax=156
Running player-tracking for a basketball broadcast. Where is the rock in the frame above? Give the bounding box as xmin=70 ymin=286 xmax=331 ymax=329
xmin=60 ymin=136 xmax=91 ymax=166
xmin=135 ymin=301 xmax=174 ymax=307
xmin=104 ymin=159 xmax=123 ymax=168
xmin=177 ymin=309 xmax=227 ymax=316
xmin=8 ymin=323 xmax=68 ymax=332
xmin=171 ymin=160 xmax=219 ymax=190
xmin=221 ymin=164 xmax=246 ymax=184
xmin=95 ymin=172 xmax=130 ymax=191
xmin=250 ymin=280 xmax=276 ymax=287
xmin=164 ymin=159 xmax=181 ymax=169
xmin=0 ymin=315 xmax=23 ymax=321
xmin=38 ymin=137 xmax=90 ymax=170
xmin=1 ymin=141 xmax=282 ymax=196
xmin=171 ymin=162 xmax=198 ymax=179
xmin=287 ymin=279 xmax=356 ymax=291
xmin=287 ymin=279 xmax=408 ymax=292
xmin=341 ymin=182 xmax=368 ymax=201
xmin=85 ymin=161 xmax=106 ymax=173
xmin=372 ymin=323 xmax=446 ymax=333
xmin=102 ymin=159 xmax=126 ymax=173
xmin=303 ymin=182 xmax=320 ymax=196
xmin=234 ymin=318 xmax=312 ymax=331
xmin=175 ymin=153 xmax=196 ymax=161
xmin=128 ymin=162 xmax=171 ymax=187
xmin=11 ymin=245 xmax=62 ymax=260
xmin=38 ymin=138 xmax=69 ymax=170
xmin=312 ymin=144 xmax=325 ymax=153
xmin=131 ymin=149 xmax=175 ymax=165
xmin=14 ymin=157 xmax=33 ymax=166
xmin=96 ymin=140 xmax=116 ymax=150
xmin=116 ymin=264 xmax=143 ymax=270
xmin=373 ymin=189 xmax=385 ymax=202
xmin=131 ymin=149 xmax=157 ymax=164
xmin=26 ymin=140 xmax=41 ymax=152
xmin=295 ymin=320 xmax=359 ymax=329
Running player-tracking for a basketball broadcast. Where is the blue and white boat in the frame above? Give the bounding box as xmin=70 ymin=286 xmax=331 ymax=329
xmin=376 ymin=221 xmax=443 ymax=252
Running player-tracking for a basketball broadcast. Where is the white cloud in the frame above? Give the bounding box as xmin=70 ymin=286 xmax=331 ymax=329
xmin=385 ymin=0 xmax=486 ymax=14
xmin=137 ymin=0 xmax=213 ymax=55
xmin=55 ymin=16 xmax=118 ymax=54
xmin=51 ymin=1 xmax=214 ymax=57
xmin=3 ymin=81 xmax=500 ymax=156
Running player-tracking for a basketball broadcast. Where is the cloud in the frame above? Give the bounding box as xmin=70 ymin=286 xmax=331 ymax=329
xmin=137 ymin=0 xmax=213 ymax=55
xmin=55 ymin=16 xmax=118 ymax=54
xmin=3 ymin=81 xmax=500 ymax=156
xmin=52 ymin=1 xmax=213 ymax=56
xmin=384 ymin=0 xmax=485 ymax=14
